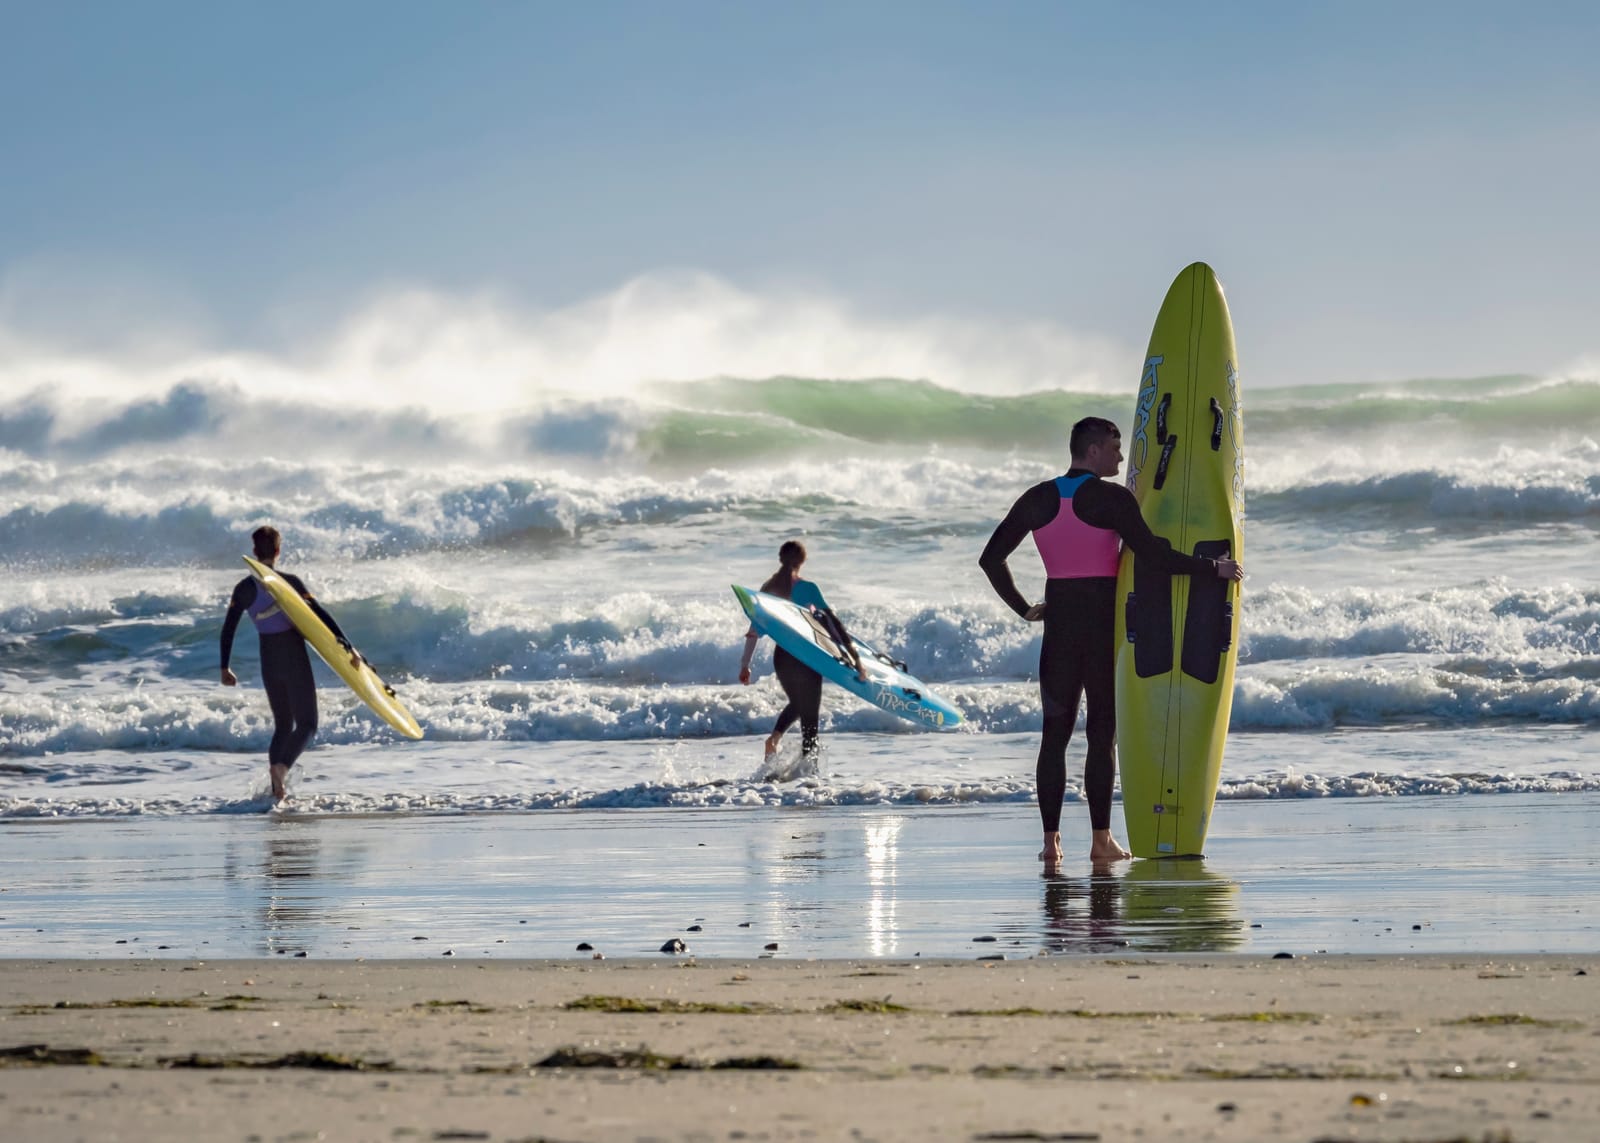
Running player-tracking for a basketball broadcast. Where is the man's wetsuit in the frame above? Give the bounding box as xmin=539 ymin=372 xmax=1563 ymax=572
xmin=220 ymin=573 xmax=349 ymax=771
xmin=979 ymin=470 xmax=1220 ymax=833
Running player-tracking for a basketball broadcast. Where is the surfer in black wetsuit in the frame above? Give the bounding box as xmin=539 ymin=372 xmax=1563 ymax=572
xmin=220 ymin=526 xmax=356 ymax=802
xmin=739 ymin=540 xmax=867 ymax=763
xmin=979 ymin=417 xmax=1243 ymax=865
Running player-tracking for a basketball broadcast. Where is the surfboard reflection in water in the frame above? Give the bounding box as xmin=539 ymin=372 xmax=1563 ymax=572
xmin=1036 ymin=861 xmax=1245 ymax=954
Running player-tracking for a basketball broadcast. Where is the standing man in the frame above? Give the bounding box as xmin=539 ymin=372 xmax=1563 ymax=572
xmin=220 ymin=526 xmax=356 ymax=802
xmin=980 ymin=417 xmax=1243 ymax=864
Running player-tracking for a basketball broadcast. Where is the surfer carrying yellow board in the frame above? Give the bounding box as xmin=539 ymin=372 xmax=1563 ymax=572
xmin=980 ymin=418 xmax=1242 ymax=865
xmin=738 ymin=540 xmax=868 ymax=762
xmin=219 ymin=526 xmax=359 ymax=801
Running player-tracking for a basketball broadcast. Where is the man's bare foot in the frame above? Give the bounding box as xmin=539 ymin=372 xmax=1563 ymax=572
xmin=1089 ymin=829 xmax=1132 ymax=862
xmin=764 ymin=733 xmax=782 ymax=759
xmin=270 ymin=763 xmax=290 ymax=802
xmin=1038 ymin=831 xmax=1063 ymax=863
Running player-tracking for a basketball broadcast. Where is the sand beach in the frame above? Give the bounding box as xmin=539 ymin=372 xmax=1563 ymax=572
xmin=3 ymin=954 xmax=1597 ymax=1142
xmin=4 ymin=798 xmax=1599 ymax=1140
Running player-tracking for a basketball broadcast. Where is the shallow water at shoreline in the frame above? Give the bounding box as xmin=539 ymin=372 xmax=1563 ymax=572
xmin=3 ymin=793 xmax=1595 ymax=960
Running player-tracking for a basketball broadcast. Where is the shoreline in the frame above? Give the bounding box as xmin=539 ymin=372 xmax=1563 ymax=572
xmin=5 ymin=797 xmax=1600 ymax=962
xmin=2 ymin=955 xmax=1596 ymax=1141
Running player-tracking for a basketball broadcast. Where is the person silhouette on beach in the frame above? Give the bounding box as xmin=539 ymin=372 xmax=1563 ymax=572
xmin=979 ymin=417 xmax=1242 ymax=865
xmin=739 ymin=540 xmax=868 ymax=763
xmin=219 ymin=526 xmax=357 ymax=802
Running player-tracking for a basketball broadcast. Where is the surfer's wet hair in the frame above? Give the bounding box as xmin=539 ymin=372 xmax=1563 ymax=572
xmin=251 ymin=526 xmax=282 ymax=561
xmin=761 ymin=540 xmax=807 ymax=597
xmin=1070 ymin=417 xmax=1120 ymax=460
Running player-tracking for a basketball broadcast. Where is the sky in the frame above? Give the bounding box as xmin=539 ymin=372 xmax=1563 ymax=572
xmin=2 ymin=0 xmax=1598 ymax=393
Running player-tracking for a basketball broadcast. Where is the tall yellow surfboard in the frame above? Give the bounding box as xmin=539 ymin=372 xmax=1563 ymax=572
xmin=1114 ymin=263 xmax=1242 ymax=858
xmin=242 ymin=555 xmax=424 ymax=740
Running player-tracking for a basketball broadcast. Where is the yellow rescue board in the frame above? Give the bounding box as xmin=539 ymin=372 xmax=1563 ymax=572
xmin=1114 ymin=263 xmax=1242 ymax=858
xmin=242 ymin=555 xmax=424 ymax=740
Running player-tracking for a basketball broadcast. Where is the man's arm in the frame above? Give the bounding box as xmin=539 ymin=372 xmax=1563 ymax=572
xmin=219 ymin=578 xmax=252 ymax=682
xmin=979 ymin=482 xmax=1056 ymax=618
xmin=282 ymin=573 xmax=353 ymax=647
xmin=1077 ymin=481 xmax=1223 ymax=576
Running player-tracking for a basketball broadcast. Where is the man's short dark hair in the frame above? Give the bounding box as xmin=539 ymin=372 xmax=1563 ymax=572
xmin=1070 ymin=417 xmax=1120 ymax=459
xmin=251 ymin=526 xmax=281 ymax=561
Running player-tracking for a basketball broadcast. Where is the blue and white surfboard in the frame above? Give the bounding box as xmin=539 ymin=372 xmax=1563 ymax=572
xmin=733 ymin=584 xmax=963 ymax=731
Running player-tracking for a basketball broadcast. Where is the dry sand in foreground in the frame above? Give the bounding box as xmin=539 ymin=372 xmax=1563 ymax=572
xmin=2 ymin=955 xmax=1596 ymax=1142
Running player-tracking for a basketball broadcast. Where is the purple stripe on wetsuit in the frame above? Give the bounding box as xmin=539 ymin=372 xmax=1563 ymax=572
xmin=247 ymin=581 xmax=296 ymax=635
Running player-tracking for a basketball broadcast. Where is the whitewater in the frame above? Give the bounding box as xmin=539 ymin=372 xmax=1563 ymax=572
xmin=3 ymin=353 xmax=1598 ymax=817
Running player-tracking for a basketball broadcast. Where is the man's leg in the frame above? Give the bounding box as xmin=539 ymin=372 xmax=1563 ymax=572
xmin=1082 ymin=639 xmax=1129 ymax=862
xmin=770 ymin=650 xmax=805 ymax=754
xmin=795 ymin=665 xmax=823 ymax=760
xmin=261 ymin=669 xmax=295 ymax=801
xmin=1037 ymin=625 xmax=1085 ymax=865
xmin=278 ymin=648 xmax=319 ymax=772
xmin=774 ymin=649 xmax=824 ymax=759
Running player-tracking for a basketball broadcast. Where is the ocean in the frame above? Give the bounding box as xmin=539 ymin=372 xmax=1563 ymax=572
xmin=2 ymin=369 xmax=1598 ymax=819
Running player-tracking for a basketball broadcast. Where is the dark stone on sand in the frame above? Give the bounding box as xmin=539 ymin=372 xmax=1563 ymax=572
xmin=687 ymin=925 xmax=702 ymax=932
xmin=972 ymin=935 xmax=997 ymax=943
xmin=1273 ymin=952 xmax=1294 ymax=959
xmin=0 ymin=1045 xmax=104 ymax=1066
xmin=576 ymin=942 xmax=593 ymax=951
xmin=738 ymin=922 xmax=752 ymax=928
xmin=764 ymin=943 xmax=779 ymax=951
xmin=660 ymin=938 xmax=687 ymax=954
xmin=1576 ymin=969 xmax=1588 ymax=976
xmin=1217 ymin=1102 xmax=1237 ymax=1113
xmin=1412 ymin=924 xmax=1422 ymax=930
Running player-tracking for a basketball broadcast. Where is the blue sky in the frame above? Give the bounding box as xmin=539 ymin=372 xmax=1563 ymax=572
xmin=3 ymin=1 xmax=1597 ymax=388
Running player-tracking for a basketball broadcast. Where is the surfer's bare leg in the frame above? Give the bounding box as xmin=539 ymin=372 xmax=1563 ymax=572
xmin=269 ymin=762 xmax=290 ymax=802
xmin=764 ymin=731 xmax=782 ymax=757
xmin=1038 ymin=830 xmax=1063 ymax=864
xmin=1089 ymin=829 xmax=1131 ymax=862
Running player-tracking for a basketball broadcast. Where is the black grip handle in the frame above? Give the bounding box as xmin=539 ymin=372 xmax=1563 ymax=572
xmin=1155 ymin=393 xmax=1171 ymax=444
xmin=1154 ymin=434 xmax=1178 ymax=489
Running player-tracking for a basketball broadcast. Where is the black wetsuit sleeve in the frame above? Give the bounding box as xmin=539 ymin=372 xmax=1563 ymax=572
xmin=818 ymin=607 xmax=862 ymax=667
xmin=1074 ymin=480 xmax=1218 ymax=576
xmin=281 ymin=573 xmax=352 ymax=646
xmin=219 ymin=577 xmax=254 ymax=670
xmin=979 ymin=481 xmax=1059 ymax=618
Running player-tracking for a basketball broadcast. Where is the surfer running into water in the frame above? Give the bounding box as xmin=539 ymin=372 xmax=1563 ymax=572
xmin=739 ymin=540 xmax=868 ymax=762
xmin=980 ymin=417 xmax=1243 ymax=865
xmin=220 ymin=526 xmax=358 ymax=802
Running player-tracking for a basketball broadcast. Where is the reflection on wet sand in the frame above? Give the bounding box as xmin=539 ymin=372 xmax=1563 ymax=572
xmin=222 ymin=822 xmax=351 ymax=957
xmin=863 ymin=817 xmax=901 ymax=958
xmin=1037 ymin=859 xmax=1244 ymax=954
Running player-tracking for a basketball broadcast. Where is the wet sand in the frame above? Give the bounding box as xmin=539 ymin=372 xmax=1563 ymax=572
xmin=2 ymin=955 xmax=1597 ymax=1141
xmin=6 ymin=796 xmax=1599 ymax=960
